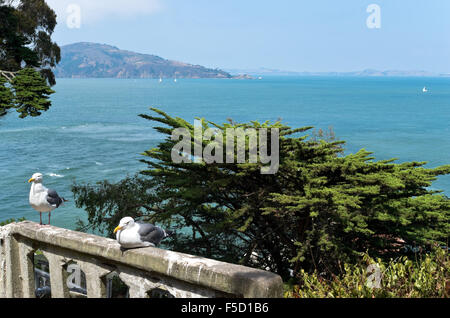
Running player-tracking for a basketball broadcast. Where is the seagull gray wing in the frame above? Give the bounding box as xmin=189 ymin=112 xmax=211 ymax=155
xmin=46 ymin=189 xmax=64 ymax=208
xmin=137 ymin=222 xmax=168 ymax=246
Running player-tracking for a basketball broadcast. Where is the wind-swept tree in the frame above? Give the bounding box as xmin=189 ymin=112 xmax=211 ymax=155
xmin=72 ymin=108 xmax=450 ymax=279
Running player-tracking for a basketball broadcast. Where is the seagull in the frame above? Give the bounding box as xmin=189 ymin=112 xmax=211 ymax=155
xmin=28 ymin=172 xmax=67 ymax=225
xmin=113 ymin=217 xmax=172 ymax=249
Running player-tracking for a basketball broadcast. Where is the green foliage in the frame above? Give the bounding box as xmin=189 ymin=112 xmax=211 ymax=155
xmin=0 ymin=217 xmax=26 ymax=226
xmin=72 ymin=175 xmax=159 ymax=236
xmin=0 ymin=5 xmax=36 ymax=70
xmin=285 ymin=246 xmax=449 ymax=298
xmin=0 ymin=67 xmax=55 ymax=118
xmin=11 ymin=67 xmax=54 ymax=118
xmin=0 ymin=0 xmax=59 ymax=119
xmin=72 ymin=108 xmax=450 ymax=280
xmin=0 ymin=76 xmax=13 ymax=116
xmin=0 ymin=0 xmax=60 ymax=85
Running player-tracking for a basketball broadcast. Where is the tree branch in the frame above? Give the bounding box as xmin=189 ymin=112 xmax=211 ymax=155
xmin=0 ymin=70 xmax=17 ymax=82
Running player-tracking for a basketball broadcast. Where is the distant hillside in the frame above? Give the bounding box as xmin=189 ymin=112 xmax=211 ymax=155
xmin=224 ymin=67 xmax=449 ymax=77
xmin=54 ymin=42 xmax=233 ymax=79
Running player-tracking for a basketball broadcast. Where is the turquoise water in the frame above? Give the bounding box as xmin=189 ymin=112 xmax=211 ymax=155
xmin=1 ymin=77 xmax=449 ymax=229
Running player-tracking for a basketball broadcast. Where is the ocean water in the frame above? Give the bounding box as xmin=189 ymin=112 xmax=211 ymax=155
xmin=0 ymin=77 xmax=449 ymax=230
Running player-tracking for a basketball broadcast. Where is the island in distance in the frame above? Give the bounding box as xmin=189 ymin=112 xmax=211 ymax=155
xmin=55 ymin=42 xmax=444 ymax=80
xmin=54 ymin=42 xmax=251 ymax=79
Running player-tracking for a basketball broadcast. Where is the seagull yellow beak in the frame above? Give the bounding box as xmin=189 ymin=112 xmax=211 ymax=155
xmin=28 ymin=178 xmax=35 ymax=183
xmin=113 ymin=226 xmax=122 ymax=234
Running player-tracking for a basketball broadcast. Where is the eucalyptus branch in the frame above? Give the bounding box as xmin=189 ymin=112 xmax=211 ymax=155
xmin=0 ymin=70 xmax=17 ymax=82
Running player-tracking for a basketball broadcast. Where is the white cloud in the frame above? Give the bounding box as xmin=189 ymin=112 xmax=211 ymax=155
xmin=46 ymin=0 xmax=162 ymax=25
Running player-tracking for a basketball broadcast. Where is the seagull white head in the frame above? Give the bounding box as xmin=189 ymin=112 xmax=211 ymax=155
xmin=28 ymin=172 xmax=43 ymax=183
xmin=114 ymin=216 xmax=135 ymax=234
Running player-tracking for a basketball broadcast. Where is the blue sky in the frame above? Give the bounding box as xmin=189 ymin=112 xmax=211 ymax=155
xmin=47 ymin=0 xmax=450 ymax=73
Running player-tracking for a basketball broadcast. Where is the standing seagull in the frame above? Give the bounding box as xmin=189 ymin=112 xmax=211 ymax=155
xmin=28 ymin=172 xmax=67 ymax=225
xmin=114 ymin=217 xmax=172 ymax=249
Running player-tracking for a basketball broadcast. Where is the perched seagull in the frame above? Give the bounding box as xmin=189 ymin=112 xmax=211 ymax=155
xmin=28 ymin=172 xmax=67 ymax=225
xmin=113 ymin=217 xmax=172 ymax=249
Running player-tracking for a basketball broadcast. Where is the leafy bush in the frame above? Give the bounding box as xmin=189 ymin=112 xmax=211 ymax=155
xmin=0 ymin=217 xmax=26 ymax=226
xmin=285 ymin=246 xmax=449 ymax=298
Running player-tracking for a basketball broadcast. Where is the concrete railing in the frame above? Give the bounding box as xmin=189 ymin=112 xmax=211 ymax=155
xmin=0 ymin=221 xmax=283 ymax=298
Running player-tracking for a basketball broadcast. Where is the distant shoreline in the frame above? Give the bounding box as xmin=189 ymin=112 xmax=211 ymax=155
xmin=54 ymin=75 xmax=450 ymax=79
xmin=223 ymin=69 xmax=450 ymax=78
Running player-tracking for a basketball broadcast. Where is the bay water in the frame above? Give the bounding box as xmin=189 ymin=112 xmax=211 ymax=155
xmin=1 ymin=76 xmax=449 ymax=230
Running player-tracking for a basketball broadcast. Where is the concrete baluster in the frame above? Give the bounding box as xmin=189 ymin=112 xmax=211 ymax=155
xmin=17 ymin=242 xmax=35 ymax=297
xmin=42 ymin=251 xmax=70 ymax=298
xmin=78 ymin=260 xmax=112 ymax=298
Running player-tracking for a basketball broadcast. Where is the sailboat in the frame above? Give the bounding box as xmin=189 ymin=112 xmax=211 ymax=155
xmin=422 ymin=86 xmax=428 ymax=93
xmin=174 ymin=75 xmax=177 ymax=83
xmin=159 ymin=73 xmax=163 ymax=83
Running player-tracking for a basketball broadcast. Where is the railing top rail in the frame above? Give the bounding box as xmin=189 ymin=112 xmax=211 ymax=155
xmin=5 ymin=221 xmax=283 ymax=298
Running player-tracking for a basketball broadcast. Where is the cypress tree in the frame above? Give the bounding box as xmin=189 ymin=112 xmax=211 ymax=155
xmin=11 ymin=67 xmax=54 ymax=118
xmin=73 ymin=108 xmax=450 ymax=279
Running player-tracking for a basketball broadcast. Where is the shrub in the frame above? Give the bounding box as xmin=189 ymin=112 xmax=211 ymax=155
xmin=0 ymin=217 xmax=26 ymax=226
xmin=285 ymin=246 xmax=449 ymax=298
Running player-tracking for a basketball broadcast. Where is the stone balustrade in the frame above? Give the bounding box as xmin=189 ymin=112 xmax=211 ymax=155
xmin=0 ymin=221 xmax=283 ymax=298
